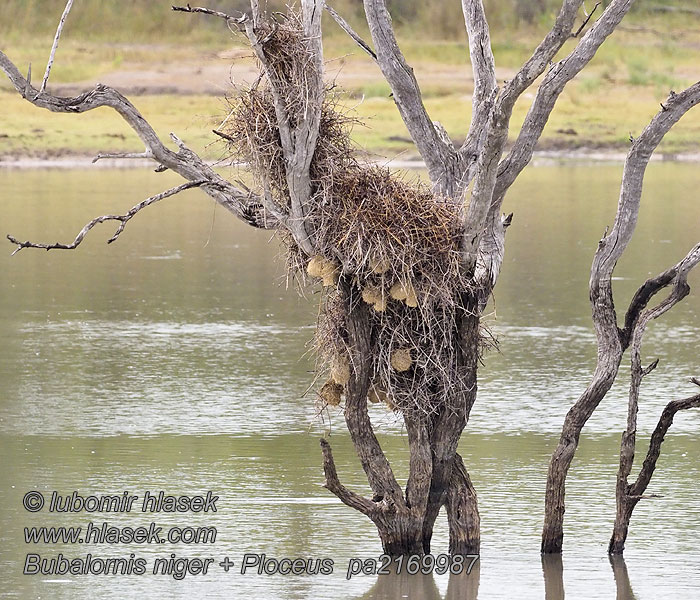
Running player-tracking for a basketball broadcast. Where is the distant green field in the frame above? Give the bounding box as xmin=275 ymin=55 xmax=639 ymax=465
xmin=1 ymin=1 xmax=699 ymax=158
xmin=1 ymin=1 xmax=697 ymax=43
xmin=3 ymin=84 xmax=700 ymax=161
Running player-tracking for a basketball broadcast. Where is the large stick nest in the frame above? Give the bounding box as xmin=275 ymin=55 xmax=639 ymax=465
xmin=221 ymin=12 xmax=484 ymax=417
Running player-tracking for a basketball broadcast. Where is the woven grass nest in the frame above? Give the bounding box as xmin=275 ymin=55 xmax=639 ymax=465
xmin=221 ymin=13 xmax=482 ymax=416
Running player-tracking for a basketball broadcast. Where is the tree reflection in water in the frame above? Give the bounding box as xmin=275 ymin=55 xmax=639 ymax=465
xmin=355 ymin=560 xmax=480 ymax=600
xmin=542 ymin=553 xmax=638 ymax=600
xmin=609 ymin=555 xmax=638 ymax=600
xmin=354 ymin=554 xmax=639 ymax=599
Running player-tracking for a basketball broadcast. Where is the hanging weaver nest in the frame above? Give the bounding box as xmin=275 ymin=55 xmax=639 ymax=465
xmin=221 ymin=10 xmax=485 ymax=417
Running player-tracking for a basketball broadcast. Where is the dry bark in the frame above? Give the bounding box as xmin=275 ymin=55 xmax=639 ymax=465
xmin=0 ymin=51 xmax=275 ymax=232
xmin=445 ymin=453 xmax=480 ymax=555
xmin=607 ymin=245 xmax=700 ymax=555
xmin=610 ymin=380 xmax=700 ymax=554
xmin=542 ymin=83 xmax=700 ymax=553
xmin=362 ymin=0 xmax=466 ymax=198
xmin=319 ymin=279 xmax=481 ymax=556
xmin=36 ymin=0 xmax=74 ymax=98
xmin=329 ymin=1 xmax=633 ymax=552
xmin=4 ymin=0 xmax=699 ymax=558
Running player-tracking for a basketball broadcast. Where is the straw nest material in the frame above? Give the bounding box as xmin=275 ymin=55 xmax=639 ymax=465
xmin=221 ymin=11 xmax=483 ymax=416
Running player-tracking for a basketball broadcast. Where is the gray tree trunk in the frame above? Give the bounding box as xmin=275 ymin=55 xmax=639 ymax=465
xmin=3 ymin=0 xmax=699 ymax=558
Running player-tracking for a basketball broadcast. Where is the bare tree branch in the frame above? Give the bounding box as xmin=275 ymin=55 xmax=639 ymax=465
xmin=341 ymin=280 xmax=406 ymax=506
xmin=462 ymin=0 xmax=496 ymax=125
xmin=242 ymin=18 xmax=295 ymax=160
xmin=544 ymin=242 xmax=700 ymax=554
xmin=573 ymin=2 xmax=601 ymax=37
xmin=173 ymin=2 xmax=328 ymax=253
xmin=494 ymin=0 xmax=636 ymax=213
xmin=173 ymin=3 xmax=333 ymax=250
xmin=630 ymin=393 xmax=700 ymax=497
xmin=250 ymin=0 xmax=261 ymax=27
xmin=325 ymin=5 xmax=377 ymax=62
xmin=232 ymin=1 xmax=324 ymax=255
xmin=0 ymin=50 xmax=276 ymax=230
xmin=641 ymin=358 xmax=659 ymax=377
xmin=633 ymin=245 xmax=700 ymax=325
xmin=7 ymin=181 xmax=207 ymax=255
xmin=171 ymin=4 xmax=245 ymax=25
xmin=461 ymin=111 xmax=507 ymax=272
xmin=361 ymin=0 xmax=461 ymax=197
xmin=462 ymin=0 xmax=590 ymax=271
xmin=593 ymin=83 xmax=700 ymax=285
xmin=620 ymin=238 xmax=700 ymax=348
xmin=618 ymin=242 xmax=700 ymax=496
xmin=459 ymin=0 xmax=498 ymax=182
xmin=24 ymin=63 xmax=32 ymax=96
xmin=621 ymin=265 xmax=678 ymax=346
xmin=610 ymin=378 xmax=700 ymax=554
xmin=501 ymin=0 xmax=585 ymax=112
xmin=92 ymin=151 xmax=154 ymax=164
xmin=473 ymin=212 xmax=513 ymax=310
xmin=328 ymin=2 xmax=466 ymax=197
xmin=297 ymin=0 xmax=326 ymax=194
xmin=212 ymin=129 xmax=236 ymax=143
xmin=542 ymin=76 xmax=700 ymax=554
xmin=36 ymin=0 xmax=74 ymax=98
xmin=320 ymin=438 xmax=377 ymax=516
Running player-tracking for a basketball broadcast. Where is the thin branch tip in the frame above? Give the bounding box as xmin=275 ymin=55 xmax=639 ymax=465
xmin=171 ymin=4 xmax=246 ymax=25
xmin=212 ymin=128 xmax=236 ymax=143
xmin=6 ymin=181 xmax=206 ymax=255
xmin=325 ymin=5 xmax=377 ymax=62
xmin=36 ymin=0 xmax=75 ymax=98
xmin=573 ymin=2 xmax=601 ymax=37
xmin=642 ymin=358 xmax=659 ymax=377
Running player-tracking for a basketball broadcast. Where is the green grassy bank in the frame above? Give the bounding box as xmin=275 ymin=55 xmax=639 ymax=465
xmin=1 ymin=1 xmax=699 ymax=158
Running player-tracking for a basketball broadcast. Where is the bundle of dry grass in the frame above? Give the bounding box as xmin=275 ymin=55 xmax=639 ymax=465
xmin=223 ymin=86 xmax=355 ymax=210
xmin=221 ymin=10 xmax=481 ymax=417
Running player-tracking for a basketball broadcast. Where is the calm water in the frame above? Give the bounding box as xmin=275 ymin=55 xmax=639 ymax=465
xmin=0 ymin=164 xmax=698 ymax=599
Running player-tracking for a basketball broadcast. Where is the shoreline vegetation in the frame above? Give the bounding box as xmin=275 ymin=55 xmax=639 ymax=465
xmin=4 ymin=149 xmax=700 ymax=170
xmin=1 ymin=0 xmax=700 ymax=164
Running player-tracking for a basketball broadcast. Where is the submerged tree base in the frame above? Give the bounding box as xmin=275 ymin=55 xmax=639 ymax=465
xmin=3 ymin=0 xmax=699 ymax=559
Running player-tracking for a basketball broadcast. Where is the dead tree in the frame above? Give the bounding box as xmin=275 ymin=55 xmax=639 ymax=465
xmin=609 ymin=555 xmax=638 ymax=599
xmin=541 ymin=82 xmax=700 ymax=554
xmin=2 ymin=0 xmax=697 ymax=556
xmin=604 ymin=203 xmax=700 ymax=556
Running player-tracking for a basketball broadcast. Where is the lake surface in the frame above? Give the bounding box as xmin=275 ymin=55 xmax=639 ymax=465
xmin=0 ymin=163 xmax=698 ymax=599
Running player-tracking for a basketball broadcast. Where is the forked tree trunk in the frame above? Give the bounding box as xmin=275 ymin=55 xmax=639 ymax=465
xmin=541 ymin=322 xmax=623 ymax=553
xmin=609 ymin=389 xmax=700 ymax=555
xmin=542 ymin=82 xmax=700 ymax=554
xmin=322 ymin=279 xmax=482 ymax=556
xmin=7 ymin=0 xmax=697 ymax=559
xmin=375 ymin=512 xmax=427 ymax=556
